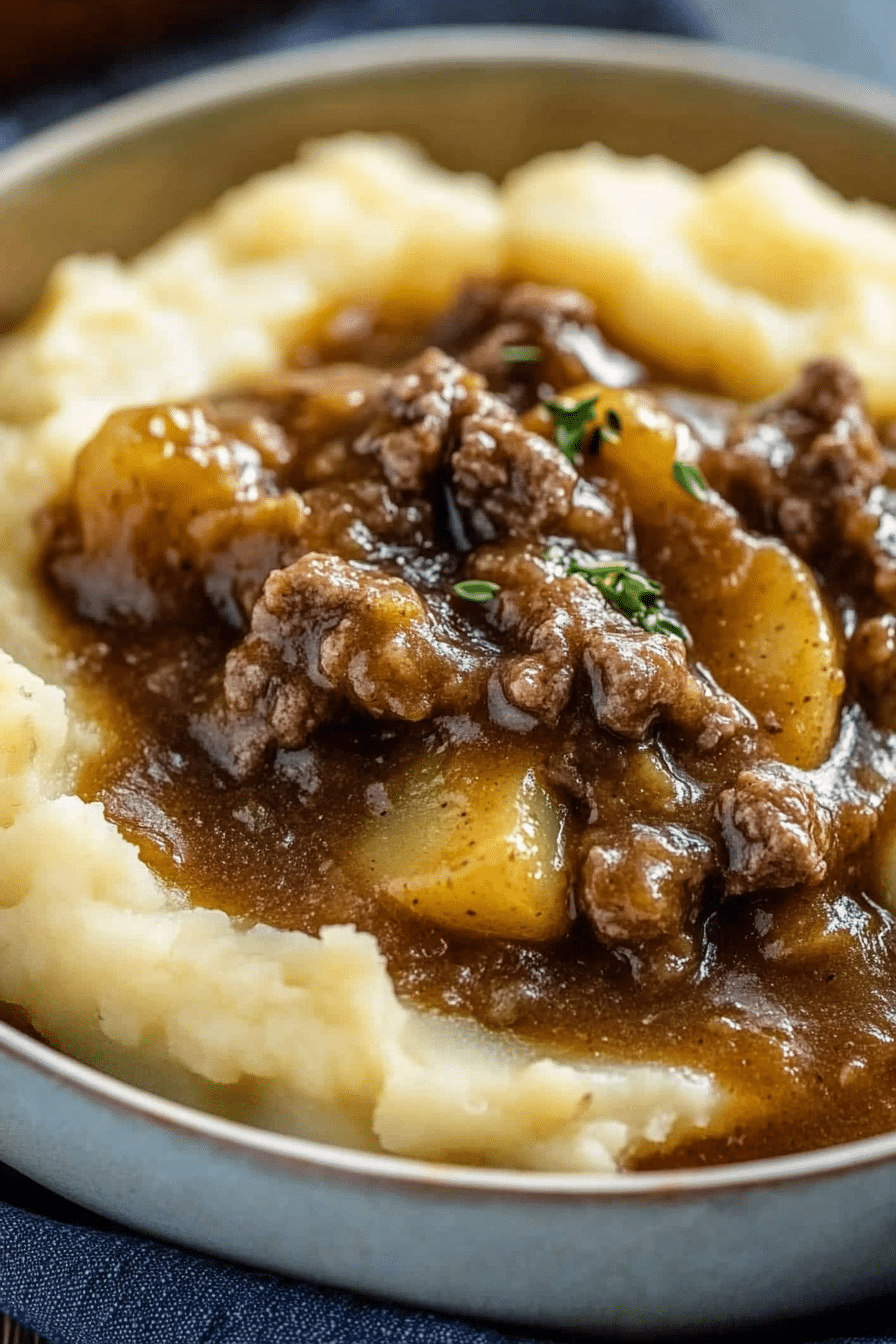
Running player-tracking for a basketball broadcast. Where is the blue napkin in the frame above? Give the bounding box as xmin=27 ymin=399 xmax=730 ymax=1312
xmin=6 ymin=1 xmax=893 ymax=1341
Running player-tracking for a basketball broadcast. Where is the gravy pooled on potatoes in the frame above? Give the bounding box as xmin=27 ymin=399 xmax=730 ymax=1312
xmin=41 ymin=280 xmax=896 ymax=1168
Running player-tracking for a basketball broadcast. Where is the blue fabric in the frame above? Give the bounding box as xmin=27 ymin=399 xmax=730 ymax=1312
xmin=1 ymin=1178 xmax=548 ymax=1344
xmin=3 ymin=1163 xmax=896 ymax=1344
xmin=6 ymin=1 xmax=893 ymax=1341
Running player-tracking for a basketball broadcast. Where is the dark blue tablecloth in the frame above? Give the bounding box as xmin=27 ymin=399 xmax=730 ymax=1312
xmin=4 ymin=1 xmax=896 ymax=1340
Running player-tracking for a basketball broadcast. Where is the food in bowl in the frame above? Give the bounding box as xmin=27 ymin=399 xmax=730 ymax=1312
xmin=2 ymin=134 xmax=896 ymax=1172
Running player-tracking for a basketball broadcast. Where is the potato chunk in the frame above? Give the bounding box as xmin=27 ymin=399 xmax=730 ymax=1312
xmin=73 ymin=405 xmax=273 ymax=545
xmin=357 ymin=749 xmax=569 ymax=940
xmin=686 ymin=538 xmax=843 ymax=769
xmin=51 ymin=404 xmax=302 ymax=625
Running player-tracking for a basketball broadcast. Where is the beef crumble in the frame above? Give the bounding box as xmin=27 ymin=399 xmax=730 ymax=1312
xmin=38 ymin=279 xmax=896 ymax=1169
xmin=703 ymin=358 xmax=896 ymax=604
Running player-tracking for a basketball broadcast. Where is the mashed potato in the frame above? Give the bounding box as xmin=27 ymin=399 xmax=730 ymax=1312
xmin=504 ymin=143 xmax=896 ymax=417
xmin=1 ymin=133 xmax=894 ymax=1170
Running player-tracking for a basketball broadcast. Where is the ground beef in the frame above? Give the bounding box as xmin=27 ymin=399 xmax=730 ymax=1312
xmin=450 ymin=406 xmax=627 ymax=553
xmin=429 ymin=279 xmax=644 ymax=407
xmin=221 ymin=553 xmax=484 ymax=776
xmin=717 ymin=763 xmax=833 ymax=895
xmin=345 ymin=343 xmax=630 ymax=551
xmin=577 ymin=824 xmax=715 ymax=945
xmin=45 ymin=281 xmax=894 ymax=983
xmin=586 ymin=627 xmax=741 ymax=750
xmin=467 ymin=544 xmax=747 ymax=746
xmin=245 ymin=363 xmax=385 ymax=486
xmin=706 ymin=359 xmax=896 ymax=600
xmin=191 ymin=493 xmax=308 ymax=628
xmin=355 ymin=347 xmax=483 ymax=492
xmin=452 ymin=406 xmax=577 ymax=541
xmin=297 ymin=479 xmax=435 ymax=562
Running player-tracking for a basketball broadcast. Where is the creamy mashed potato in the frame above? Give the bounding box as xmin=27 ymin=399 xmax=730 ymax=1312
xmin=1 ymin=132 xmax=894 ymax=1170
xmin=505 ymin=144 xmax=896 ymax=416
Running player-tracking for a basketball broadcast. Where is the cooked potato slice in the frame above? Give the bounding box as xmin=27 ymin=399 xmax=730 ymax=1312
xmin=554 ymin=382 xmax=685 ymax=512
xmin=54 ymin=403 xmax=293 ymax=624
xmin=72 ymin=404 xmax=270 ymax=553
xmin=683 ymin=537 xmax=843 ymax=769
xmin=589 ymin=389 xmax=690 ymax=515
xmin=357 ymin=749 xmax=570 ymax=940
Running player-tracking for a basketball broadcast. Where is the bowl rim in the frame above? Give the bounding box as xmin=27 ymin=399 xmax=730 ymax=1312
xmin=4 ymin=23 xmax=896 ymax=1203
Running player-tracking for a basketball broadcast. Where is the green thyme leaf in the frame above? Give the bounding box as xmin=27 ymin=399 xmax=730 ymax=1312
xmin=544 ymin=396 xmax=599 ymax=461
xmin=501 ymin=345 xmax=541 ymax=363
xmin=452 ymin=580 xmax=501 ymax=603
xmin=672 ymin=461 xmax=709 ymax=501
xmin=649 ymin=615 xmax=689 ymax=640
xmin=567 ymin=559 xmax=686 ymax=640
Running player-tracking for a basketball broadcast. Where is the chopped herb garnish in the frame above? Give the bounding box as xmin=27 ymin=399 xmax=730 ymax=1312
xmin=544 ymin=396 xmax=599 ymax=461
xmin=452 ymin=579 xmax=501 ymax=603
xmin=501 ymin=344 xmax=541 ymax=363
xmin=672 ymin=461 xmax=709 ymax=501
xmin=568 ymin=559 xmax=687 ymax=640
xmin=545 ymin=397 xmax=623 ymax=459
xmin=647 ymin=614 xmax=690 ymax=640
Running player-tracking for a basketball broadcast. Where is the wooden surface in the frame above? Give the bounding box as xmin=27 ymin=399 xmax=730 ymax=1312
xmin=0 ymin=1316 xmax=46 ymax=1344
xmin=0 ymin=0 xmax=292 ymax=95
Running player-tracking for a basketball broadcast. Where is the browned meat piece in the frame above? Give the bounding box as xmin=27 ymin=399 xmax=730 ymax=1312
xmin=499 ymin=281 xmax=594 ymax=327
xmin=452 ymin=410 xmax=576 ymax=540
xmin=578 ymin=824 xmax=714 ymax=945
xmin=465 ymin=282 xmax=602 ymax=398
xmin=298 ymin=479 xmax=434 ymax=561
xmin=849 ymin=615 xmax=896 ymax=729
xmin=586 ymin=619 xmax=740 ymax=750
xmin=221 ymin=553 xmax=484 ymax=776
xmin=428 ymin=279 xmax=643 ymax=408
xmin=304 ymin=301 xmax=431 ymax=369
xmin=706 ymin=359 xmax=896 ymax=600
xmin=451 ymin=406 xmax=629 ymax=550
xmin=425 ymin=278 xmax=508 ymax=351
xmin=197 ymin=394 xmax=294 ymax=470
xmin=265 ymin=344 xmax=629 ymax=553
xmin=717 ymin=763 xmax=833 ymax=895
xmin=355 ymin=347 xmax=483 ymax=492
xmin=495 ymin=595 xmax=577 ymax=725
xmin=468 ymin=545 xmax=747 ymax=746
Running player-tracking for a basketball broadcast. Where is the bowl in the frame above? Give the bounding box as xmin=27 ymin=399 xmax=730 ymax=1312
xmin=4 ymin=27 xmax=896 ymax=1335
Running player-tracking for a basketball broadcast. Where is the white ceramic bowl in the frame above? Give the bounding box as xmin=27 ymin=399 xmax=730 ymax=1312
xmin=4 ymin=28 xmax=896 ymax=1334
